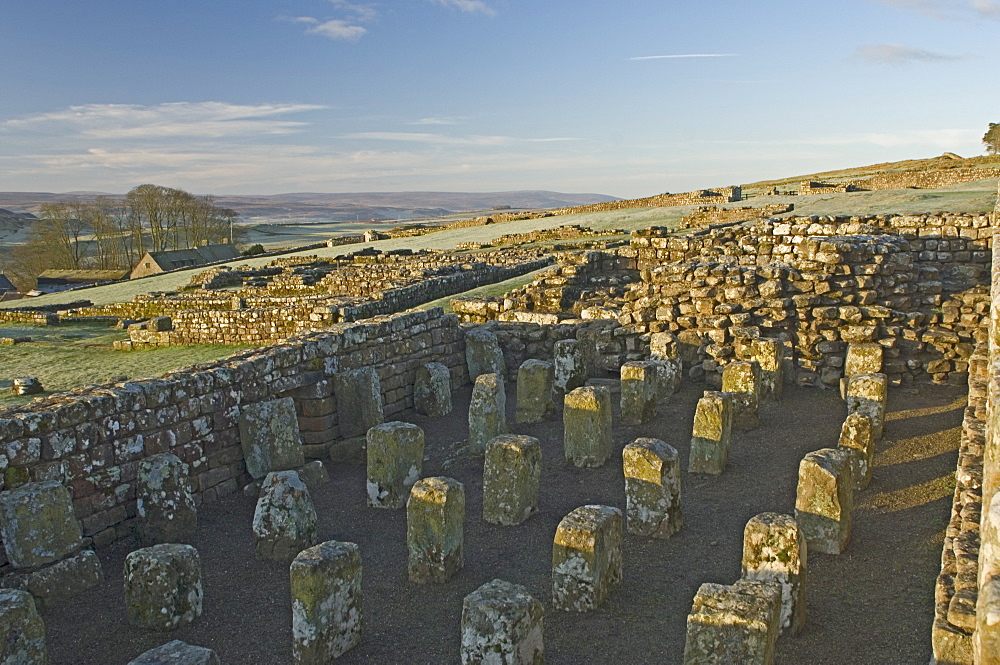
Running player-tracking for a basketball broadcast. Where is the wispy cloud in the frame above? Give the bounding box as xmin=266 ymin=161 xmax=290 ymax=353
xmin=431 ymin=0 xmax=497 ymax=16
xmin=281 ymin=0 xmax=376 ymax=42
xmin=851 ymin=43 xmax=959 ymax=64
xmin=629 ymin=53 xmax=738 ymax=60
xmin=410 ymin=117 xmax=467 ymax=126
xmin=343 ymin=132 xmax=577 ymax=146
xmin=327 ymin=0 xmax=378 ymax=22
xmin=971 ymin=0 xmax=1000 ymax=17
xmin=0 ymin=102 xmax=325 ymax=139
xmin=306 ymin=19 xmax=367 ymax=41
xmin=873 ymin=0 xmax=1000 ymax=19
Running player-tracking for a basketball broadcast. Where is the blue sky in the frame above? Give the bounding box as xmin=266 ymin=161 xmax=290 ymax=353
xmin=1 ymin=0 xmax=997 ymax=198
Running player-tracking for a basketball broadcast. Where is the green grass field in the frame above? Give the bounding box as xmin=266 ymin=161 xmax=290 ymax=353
xmin=0 ymin=322 xmax=248 ymax=409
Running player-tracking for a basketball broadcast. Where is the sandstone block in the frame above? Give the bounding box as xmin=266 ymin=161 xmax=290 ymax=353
xmin=124 ymin=544 xmax=203 ymax=631
xmin=483 ymin=435 xmax=542 ymax=526
xmin=0 ymin=480 xmax=82 ymax=569
xmin=749 ymin=339 xmax=784 ymax=401
xmin=407 ymin=477 xmax=465 ymax=584
xmin=722 ymin=360 xmax=761 ymax=397
xmin=623 ymin=438 xmax=682 ymax=539
xmin=620 ymin=361 xmax=658 ymax=425
xmin=515 ymin=359 xmax=555 ymax=424
xmin=837 ymin=412 xmax=875 ymax=490
xmin=845 ymin=342 xmax=883 ymax=377
xmin=414 ymin=362 xmax=453 ymax=417
xmin=466 ymin=328 xmax=504 ymax=383
xmin=563 ymin=386 xmax=612 ymax=468
xmin=128 ymin=640 xmax=219 ymax=665
xmin=0 ymin=589 xmax=46 ymax=664
xmin=741 ymin=513 xmax=807 ymax=635
xmin=252 ymin=471 xmax=318 ymax=562
xmin=137 ymin=452 xmax=197 ymax=545
xmin=976 ymin=576 xmax=1000 ymax=664
xmin=682 ymin=579 xmax=781 ymax=665
xmin=239 ymin=397 xmax=306 ymax=480
xmin=469 ymin=373 xmax=508 ymax=455
xmin=653 ymin=357 xmax=683 ymax=401
xmin=846 ymin=373 xmax=887 ymax=441
xmin=366 ymin=421 xmax=425 ymax=509
xmin=551 ymin=505 xmax=622 ymax=612
xmin=689 ymin=392 xmax=733 ymax=475
xmin=553 ymin=339 xmax=586 ymax=393
xmin=461 ymin=579 xmax=544 ymax=665
xmin=0 ymin=549 xmax=104 ymax=608
xmin=333 ymin=367 xmax=384 ymax=439
xmin=290 ymin=541 xmax=363 ymax=664
xmin=795 ymin=448 xmax=853 ymax=555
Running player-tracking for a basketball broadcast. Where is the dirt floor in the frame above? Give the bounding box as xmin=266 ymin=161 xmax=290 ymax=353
xmin=40 ymin=378 xmax=965 ymax=665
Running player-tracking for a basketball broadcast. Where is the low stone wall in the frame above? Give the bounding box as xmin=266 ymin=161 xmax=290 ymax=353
xmin=0 ymin=308 xmax=468 ymax=570
xmin=0 ymin=310 xmax=58 ymax=325
xmin=849 ymin=167 xmax=1000 ymax=192
xmin=679 ymin=203 xmax=794 ymax=230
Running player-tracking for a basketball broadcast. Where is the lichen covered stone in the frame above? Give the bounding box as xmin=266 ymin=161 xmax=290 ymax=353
xmin=846 ymin=372 xmax=887 ymax=441
xmin=483 ymin=435 xmax=542 ymax=526
xmin=795 ymin=448 xmax=853 ymax=555
xmin=682 ymin=579 xmax=781 ymax=665
xmin=407 ymin=476 xmax=465 ymax=584
xmin=290 ymin=541 xmax=363 ymax=664
xmin=552 ymin=505 xmax=622 ymax=612
xmin=414 ymin=362 xmax=453 ymax=417
xmin=461 ymin=579 xmax=544 ymax=665
xmin=366 ymin=421 xmax=425 ymax=509
xmin=845 ymin=342 xmax=883 ymax=377
xmin=837 ymin=412 xmax=875 ymax=491
xmin=553 ymin=339 xmax=586 ymax=393
xmin=749 ymin=338 xmax=784 ymax=402
xmin=252 ymin=471 xmax=318 ymax=562
xmin=124 ymin=544 xmax=203 ymax=632
xmin=0 ymin=589 xmax=46 ymax=664
xmin=333 ymin=367 xmax=385 ymax=439
xmin=0 ymin=480 xmax=83 ymax=569
xmin=623 ymin=438 xmax=682 ymax=538
xmin=128 ymin=640 xmax=220 ymax=665
xmin=741 ymin=512 xmax=807 ymax=635
xmin=689 ymin=392 xmax=733 ymax=475
xmin=1 ymin=548 xmax=104 ymax=609
xmin=466 ymin=328 xmax=505 ymax=383
xmin=650 ymin=331 xmax=683 ymax=399
xmin=468 ymin=373 xmax=508 ymax=455
xmin=238 ymin=397 xmax=306 ymax=480
xmin=721 ymin=361 xmax=761 ymax=431
xmin=137 ymin=452 xmax=197 ymax=545
xmin=515 ymin=359 xmax=555 ymax=424
xmin=563 ymin=385 xmax=612 ymax=469
xmin=620 ymin=361 xmax=658 ymax=426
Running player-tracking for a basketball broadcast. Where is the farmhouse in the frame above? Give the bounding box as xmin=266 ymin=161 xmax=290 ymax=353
xmin=129 ymin=242 xmax=240 ymax=279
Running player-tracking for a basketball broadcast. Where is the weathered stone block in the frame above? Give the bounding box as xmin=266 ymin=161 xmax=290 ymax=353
xmin=0 ymin=589 xmax=46 ymax=664
xmin=515 ymin=359 xmax=555 ymax=424
xmin=252 ymin=471 xmax=318 ymax=562
xmin=239 ymin=397 xmax=306 ymax=480
xmin=749 ymin=339 xmax=784 ymax=401
xmin=407 ymin=476 xmax=465 ymax=584
xmin=682 ymin=579 xmax=781 ymax=665
xmin=366 ymin=421 xmax=425 ymax=509
xmin=741 ymin=513 xmax=806 ymax=635
xmin=128 ymin=640 xmax=220 ymax=665
xmin=461 ymin=578 xmax=544 ymax=665
xmin=721 ymin=361 xmax=760 ymax=431
xmin=650 ymin=331 xmax=683 ymax=399
xmin=837 ymin=412 xmax=875 ymax=491
xmin=623 ymin=438 xmax=682 ymax=538
xmin=553 ymin=339 xmax=586 ymax=393
xmin=689 ymin=392 xmax=733 ymax=475
xmin=414 ymin=362 xmax=453 ymax=417
xmin=0 ymin=480 xmax=82 ymax=569
xmin=290 ymin=541 xmax=363 ymax=664
xmin=469 ymin=373 xmax=507 ymax=455
xmin=124 ymin=544 xmax=203 ymax=631
xmin=137 ymin=452 xmax=197 ymax=545
xmin=563 ymin=386 xmax=612 ymax=469
xmin=466 ymin=328 xmax=504 ymax=383
xmin=620 ymin=361 xmax=658 ymax=425
xmin=795 ymin=448 xmax=853 ymax=555
xmin=845 ymin=342 xmax=883 ymax=377
xmin=551 ymin=505 xmax=622 ymax=612
xmin=846 ymin=372 xmax=887 ymax=441
xmin=0 ymin=548 xmax=104 ymax=608
xmin=333 ymin=367 xmax=384 ymax=439
xmin=483 ymin=435 xmax=542 ymax=526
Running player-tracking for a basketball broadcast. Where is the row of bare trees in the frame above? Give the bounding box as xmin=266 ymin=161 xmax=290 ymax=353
xmin=2 ymin=185 xmax=240 ymax=289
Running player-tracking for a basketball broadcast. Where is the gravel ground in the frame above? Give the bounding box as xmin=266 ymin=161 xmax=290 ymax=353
xmin=41 ymin=379 xmax=964 ymax=664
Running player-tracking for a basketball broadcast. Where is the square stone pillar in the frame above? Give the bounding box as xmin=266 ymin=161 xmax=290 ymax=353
xmin=623 ymin=438 xmax=682 ymax=538
xmin=415 ymin=362 xmax=453 ymax=417
xmin=0 ymin=480 xmax=83 ymax=569
xmin=620 ymin=361 xmax=658 ymax=425
xmin=483 ymin=435 xmax=542 ymax=526
xmin=650 ymin=331 xmax=683 ymax=399
xmin=124 ymin=543 xmax=203 ymax=631
xmin=407 ymin=477 xmax=465 ymax=583
xmin=741 ymin=512 xmax=807 ymax=635
xmin=333 ymin=366 xmax=385 ymax=439
xmin=838 ymin=412 xmax=875 ymax=490
xmin=466 ymin=328 xmax=505 ymax=383
xmin=846 ymin=372 xmax=887 ymax=441
xmin=469 ymin=373 xmax=508 ymax=454
xmin=460 ymin=579 xmax=544 ymax=665
xmin=366 ymin=421 xmax=425 ymax=509
xmin=252 ymin=471 xmax=318 ymax=562
xmin=515 ymin=359 xmax=556 ymax=424
xmin=137 ymin=452 xmax=197 ymax=545
xmin=721 ymin=361 xmax=761 ymax=431
xmin=554 ymin=339 xmax=586 ymax=393
xmin=689 ymin=391 xmax=733 ymax=475
xmin=290 ymin=541 xmax=363 ymax=663
xmin=795 ymin=448 xmax=853 ymax=555
xmin=0 ymin=589 xmax=46 ymax=664
xmin=749 ymin=338 xmax=784 ymax=401
xmin=845 ymin=342 xmax=883 ymax=377
xmin=552 ymin=505 xmax=623 ymax=612
xmin=239 ymin=396 xmax=307 ymax=480
xmin=682 ymin=579 xmax=781 ymax=665
xmin=563 ymin=385 xmax=613 ymax=468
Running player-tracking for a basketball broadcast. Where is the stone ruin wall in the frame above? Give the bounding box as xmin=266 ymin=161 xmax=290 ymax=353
xmin=0 ymin=308 xmax=468 ymax=573
xmin=678 ymin=203 xmax=794 ymax=230
xmin=800 ymin=167 xmax=1000 ymax=195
